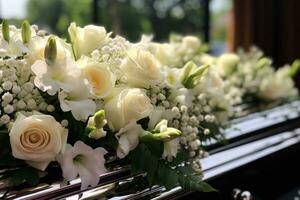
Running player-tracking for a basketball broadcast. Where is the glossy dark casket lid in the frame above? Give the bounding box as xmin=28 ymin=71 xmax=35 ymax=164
xmin=2 ymin=101 xmax=300 ymax=200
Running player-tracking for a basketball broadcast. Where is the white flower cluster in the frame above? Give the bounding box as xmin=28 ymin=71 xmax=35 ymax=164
xmin=146 ymin=82 xmax=220 ymax=171
xmin=0 ymin=56 xmax=52 ymax=127
xmin=2 ymin=20 xmax=297 ymax=191
xmin=210 ymin=47 xmax=299 ymax=105
xmin=91 ymin=35 xmax=131 ymax=80
xmin=146 ymin=35 xmax=205 ymax=68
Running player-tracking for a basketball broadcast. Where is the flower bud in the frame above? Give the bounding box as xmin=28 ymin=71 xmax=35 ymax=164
xmin=86 ymin=110 xmax=107 ymax=140
xmin=255 ymin=57 xmax=271 ymax=70
xmin=140 ymin=127 xmax=182 ymax=142
xmin=288 ymin=59 xmax=300 ymax=77
xmin=21 ymin=20 xmax=31 ymax=44
xmin=44 ymin=36 xmax=57 ymax=65
xmin=153 ymin=119 xmax=168 ymax=133
xmin=89 ymin=128 xmax=107 ymax=140
xmin=181 ymin=61 xmax=209 ymax=88
xmin=94 ymin=110 xmax=106 ymax=128
xmin=2 ymin=20 xmax=10 ymax=43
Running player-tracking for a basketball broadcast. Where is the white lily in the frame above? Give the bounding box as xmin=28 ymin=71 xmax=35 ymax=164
xmin=116 ymin=121 xmax=143 ymax=159
xmin=56 ymin=141 xmax=107 ymax=190
xmin=0 ymin=29 xmax=28 ymax=56
xmin=31 ymin=58 xmax=81 ymax=96
xmin=58 ymin=78 xmax=96 ymax=121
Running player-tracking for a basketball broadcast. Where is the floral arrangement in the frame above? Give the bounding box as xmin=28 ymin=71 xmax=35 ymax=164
xmin=0 ymin=20 xmax=230 ymax=193
xmin=0 ymin=19 xmax=299 ymax=195
xmin=211 ymin=47 xmax=300 ymax=107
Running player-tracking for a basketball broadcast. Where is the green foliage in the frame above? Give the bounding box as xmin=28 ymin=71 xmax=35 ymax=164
xmin=201 ymin=121 xmax=227 ymax=145
xmin=26 ymin=0 xmax=205 ymax=41
xmin=129 ymin=141 xmax=215 ymax=192
xmin=0 ymin=129 xmax=10 ymax=150
xmin=91 ymin=131 xmax=118 ymax=151
xmin=0 ymin=154 xmax=25 ymax=168
xmin=9 ymin=167 xmax=40 ymax=186
xmin=177 ymin=167 xmax=216 ymax=192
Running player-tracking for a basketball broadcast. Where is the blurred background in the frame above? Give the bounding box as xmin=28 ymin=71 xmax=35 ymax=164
xmin=0 ymin=0 xmax=231 ymax=54
xmin=0 ymin=0 xmax=300 ymax=68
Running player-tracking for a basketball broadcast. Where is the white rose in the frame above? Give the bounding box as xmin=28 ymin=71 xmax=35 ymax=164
xmin=216 ymin=53 xmax=240 ymax=76
xmin=150 ymin=43 xmax=179 ymax=67
xmin=120 ymin=49 xmax=163 ymax=88
xmin=104 ymin=88 xmax=153 ymax=131
xmin=77 ymin=56 xmax=116 ymax=98
xmin=9 ymin=113 xmax=68 ymax=171
xmin=68 ymin=23 xmax=109 ymax=59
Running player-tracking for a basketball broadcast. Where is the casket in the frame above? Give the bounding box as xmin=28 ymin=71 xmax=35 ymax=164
xmin=3 ymin=101 xmax=300 ymax=200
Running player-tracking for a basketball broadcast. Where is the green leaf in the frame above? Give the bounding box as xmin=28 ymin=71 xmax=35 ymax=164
xmin=177 ymin=165 xmax=216 ymax=192
xmin=144 ymin=141 xmax=164 ymax=157
xmin=0 ymin=154 xmax=25 ymax=167
xmin=0 ymin=129 xmax=10 ymax=149
xmin=95 ymin=132 xmax=118 ymax=150
xmin=129 ymin=143 xmax=160 ymax=186
xmin=129 ymin=144 xmax=148 ymax=174
xmin=195 ymin=181 xmax=217 ymax=192
xmin=171 ymin=149 xmax=189 ymax=166
xmin=145 ymin=154 xmax=158 ymax=185
xmin=157 ymin=161 xmax=178 ymax=190
xmin=9 ymin=167 xmax=40 ymax=186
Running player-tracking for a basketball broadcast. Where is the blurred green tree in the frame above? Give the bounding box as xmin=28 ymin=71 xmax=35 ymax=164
xmin=26 ymin=0 xmax=205 ymax=41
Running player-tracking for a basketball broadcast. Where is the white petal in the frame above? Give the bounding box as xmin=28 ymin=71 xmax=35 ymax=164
xmin=56 ymin=146 xmax=78 ymax=181
xmin=163 ymin=138 xmax=180 ymax=161
xmin=117 ymin=136 xmax=130 ymax=159
xmin=116 ymin=121 xmax=142 ymax=158
xmin=66 ymin=99 xmax=96 ymax=121
xmin=76 ymin=163 xmax=100 ymax=190
xmin=59 ymin=91 xmax=96 ymax=121
xmin=148 ymin=107 xmax=164 ymax=130
xmin=31 ymin=60 xmax=48 ymax=76
xmin=26 ymin=160 xmax=50 ymax=171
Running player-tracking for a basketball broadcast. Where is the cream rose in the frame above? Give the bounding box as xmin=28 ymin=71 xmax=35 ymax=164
xmin=120 ymin=49 xmax=163 ymax=88
xmin=150 ymin=43 xmax=179 ymax=67
xmin=77 ymin=56 xmax=115 ymax=98
xmin=9 ymin=113 xmax=68 ymax=171
xmin=68 ymin=23 xmax=109 ymax=59
xmin=104 ymin=88 xmax=153 ymax=131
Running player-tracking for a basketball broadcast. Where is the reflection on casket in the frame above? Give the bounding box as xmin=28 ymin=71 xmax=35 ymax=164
xmin=3 ymin=101 xmax=300 ymax=200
